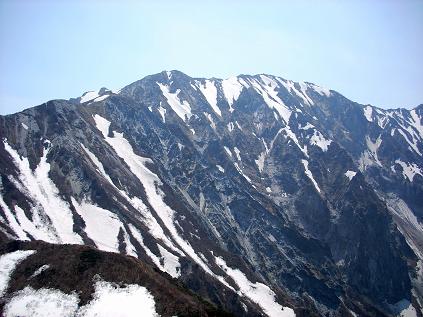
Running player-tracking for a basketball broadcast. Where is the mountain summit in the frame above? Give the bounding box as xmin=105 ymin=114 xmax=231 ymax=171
xmin=0 ymin=71 xmax=422 ymax=316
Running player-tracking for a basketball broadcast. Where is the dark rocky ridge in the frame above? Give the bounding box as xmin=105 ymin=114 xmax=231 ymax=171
xmin=0 ymin=70 xmax=422 ymax=316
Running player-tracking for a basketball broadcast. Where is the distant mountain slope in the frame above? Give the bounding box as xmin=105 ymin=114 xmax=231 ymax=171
xmin=0 ymin=70 xmax=422 ymax=316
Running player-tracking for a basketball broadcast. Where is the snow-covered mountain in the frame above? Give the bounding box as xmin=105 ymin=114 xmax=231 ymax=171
xmin=0 ymin=70 xmax=422 ymax=316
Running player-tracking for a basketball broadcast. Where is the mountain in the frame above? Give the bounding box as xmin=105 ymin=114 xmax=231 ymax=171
xmin=0 ymin=70 xmax=422 ymax=316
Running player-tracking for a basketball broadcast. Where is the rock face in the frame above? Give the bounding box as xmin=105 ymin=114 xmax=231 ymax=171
xmin=0 ymin=70 xmax=422 ymax=316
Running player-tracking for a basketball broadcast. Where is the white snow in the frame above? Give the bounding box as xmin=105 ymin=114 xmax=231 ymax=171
xmin=190 ymin=128 xmax=195 ymax=135
xmin=71 ymin=198 xmax=123 ymax=253
xmin=344 ymin=170 xmax=357 ymax=180
xmin=0 ymin=250 xmax=36 ymax=296
xmin=235 ymin=121 xmax=243 ymax=131
xmin=279 ymin=79 xmax=312 ymax=106
xmin=359 ymin=135 xmax=383 ymax=170
xmin=204 ymin=112 xmax=216 ymax=130
xmin=222 ymin=76 xmax=244 ymax=112
xmin=234 ymin=162 xmax=252 ymax=183
xmin=308 ymin=83 xmax=331 ymax=97
xmin=30 ymin=264 xmax=50 ymax=278
xmin=389 ymin=299 xmax=418 ymax=317
xmin=299 ymin=122 xmax=314 ymax=130
xmin=224 ymin=146 xmax=233 ymax=158
xmin=216 ymin=165 xmax=225 ymax=173
xmin=363 ymin=106 xmax=373 ymax=122
xmin=376 ymin=114 xmax=389 ymax=129
xmin=4 ymin=281 xmax=159 ymax=317
xmin=3 ymin=286 xmax=79 ymax=317
xmin=234 ymin=147 xmax=242 ymax=161
xmin=0 ymin=195 xmax=30 ymax=240
xmin=157 ymin=82 xmax=192 ymax=121
xmin=214 ymin=255 xmax=295 ymax=317
xmin=227 ymin=122 xmax=234 ymax=132
xmin=157 ymin=244 xmax=180 ymax=278
xmin=80 ymin=91 xmax=99 ymax=103
xmin=282 ymin=127 xmax=308 ymax=157
xmin=93 ymin=114 xmax=224 ymax=282
xmin=266 ymin=187 xmax=272 ymax=193
xmin=3 ymin=140 xmax=83 ymax=244
xmin=298 ymin=82 xmax=314 ymax=105
xmin=78 ymin=280 xmax=159 ymax=317
xmin=80 ymin=143 xmax=114 ymax=185
xmin=397 ymin=128 xmax=422 ymax=156
xmin=255 ymin=152 xmax=266 ymax=173
xmin=309 ymin=130 xmax=332 ymax=152
xmin=301 ymin=159 xmax=321 ymax=193
xmin=128 ymin=224 xmax=178 ymax=277
xmin=21 ymin=123 xmax=28 ymax=130
xmin=252 ymin=76 xmax=291 ymax=124
xmin=409 ymin=109 xmax=423 ymax=140
xmin=158 ymin=104 xmax=166 ymax=123
xmin=198 ymin=80 xmax=221 ymax=116
xmin=93 ymin=95 xmax=109 ymax=102
xmin=395 ymin=160 xmax=423 ymax=182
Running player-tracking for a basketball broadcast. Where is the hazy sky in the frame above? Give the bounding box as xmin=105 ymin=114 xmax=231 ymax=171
xmin=0 ymin=0 xmax=422 ymax=115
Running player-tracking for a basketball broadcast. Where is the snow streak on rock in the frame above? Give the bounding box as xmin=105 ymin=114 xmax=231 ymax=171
xmin=3 ymin=140 xmax=82 ymax=244
xmin=214 ymin=255 xmax=296 ymax=317
xmin=0 ymin=250 xmax=36 ymax=296
xmin=157 ymin=82 xmax=192 ymax=121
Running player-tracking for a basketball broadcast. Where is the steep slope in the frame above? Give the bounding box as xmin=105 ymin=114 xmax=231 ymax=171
xmin=0 ymin=70 xmax=421 ymax=316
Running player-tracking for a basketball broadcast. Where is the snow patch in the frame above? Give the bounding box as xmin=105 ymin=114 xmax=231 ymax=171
xmin=78 ymin=280 xmax=159 ymax=317
xmin=30 ymin=264 xmax=50 ymax=278
xmin=214 ymin=255 xmax=295 ymax=317
xmin=204 ymin=112 xmax=216 ymax=130
xmin=198 ymin=80 xmax=221 ymax=116
xmin=308 ymin=83 xmax=331 ymax=97
xmin=344 ymin=170 xmax=357 ymax=180
xmin=158 ymin=104 xmax=166 ymax=123
xmin=309 ymin=130 xmax=332 ymax=152
xmin=72 ymin=198 xmax=124 ymax=253
xmin=252 ymin=76 xmax=291 ymax=124
xmin=234 ymin=147 xmax=241 ymax=161
xmin=409 ymin=110 xmax=423 ymax=140
xmin=224 ymin=146 xmax=233 ymax=158
xmin=3 ymin=140 xmax=82 ymax=244
xmin=80 ymin=91 xmax=99 ymax=103
xmin=395 ymin=160 xmax=423 ymax=182
xmin=93 ymin=95 xmax=109 ymax=102
xmin=157 ymin=82 xmax=192 ymax=121
xmin=301 ymin=160 xmax=321 ymax=193
xmin=4 ymin=286 xmax=79 ymax=317
xmin=255 ymin=152 xmax=266 ymax=173
xmin=298 ymin=82 xmax=314 ymax=105
xmin=93 ymin=114 xmax=224 ymax=282
xmin=21 ymin=123 xmax=28 ymax=130
xmin=222 ymin=77 xmax=244 ymax=112
xmin=216 ymin=165 xmax=225 ymax=173
xmin=0 ymin=250 xmax=36 ymax=296
xmin=157 ymin=244 xmax=180 ymax=278
xmin=282 ymin=127 xmax=308 ymax=157
xmin=363 ymin=106 xmax=373 ymax=122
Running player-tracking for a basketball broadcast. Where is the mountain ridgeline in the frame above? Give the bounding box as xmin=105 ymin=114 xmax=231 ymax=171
xmin=0 ymin=70 xmax=422 ymax=316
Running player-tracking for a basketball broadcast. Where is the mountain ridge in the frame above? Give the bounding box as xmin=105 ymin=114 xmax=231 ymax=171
xmin=0 ymin=70 xmax=422 ymax=316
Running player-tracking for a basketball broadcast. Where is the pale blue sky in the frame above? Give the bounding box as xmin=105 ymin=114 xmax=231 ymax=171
xmin=0 ymin=0 xmax=422 ymax=115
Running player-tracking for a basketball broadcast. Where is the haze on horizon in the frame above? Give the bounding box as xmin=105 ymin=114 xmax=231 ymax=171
xmin=0 ymin=0 xmax=422 ymax=115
